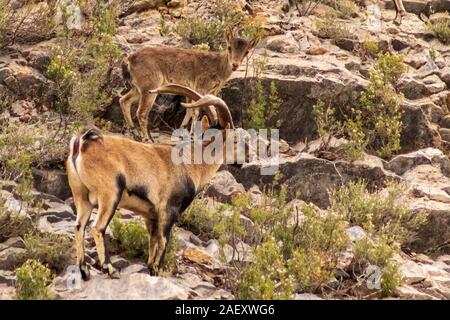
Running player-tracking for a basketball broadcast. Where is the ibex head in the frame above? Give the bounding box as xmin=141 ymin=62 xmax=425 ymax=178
xmin=225 ymin=27 xmax=259 ymax=71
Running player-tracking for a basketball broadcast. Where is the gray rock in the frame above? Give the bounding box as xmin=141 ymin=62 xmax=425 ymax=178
xmin=384 ymin=148 xmax=450 ymax=176
xmin=394 ymin=284 xmax=438 ymax=300
xmin=57 ymin=273 xmax=191 ymax=300
xmin=0 ymin=270 xmax=15 ymax=286
xmin=266 ymin=33 xmax=300 ymax=53
xmin=399 ymin=260 xmax=428 ymax=284
xmin=0 ymin=247 xmax=25 ymax=270
xmin=347 ymin=226 xmax=367 ymax=242
xmin=205 ymin=170 xmax=245 ymax=203
xmin=111 ymin=255 xmax=131 ymax=270
xmin=294 ymin=293 xmax=323 ymax=300
xmin=32 ymin=169 xmax=71 ymax=201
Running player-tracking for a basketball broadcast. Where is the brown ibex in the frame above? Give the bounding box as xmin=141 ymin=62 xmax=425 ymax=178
xmin=119 ymin=28 xmax=259 ymax=141
xmin=67 ymin=84 xmax=248 ymax=280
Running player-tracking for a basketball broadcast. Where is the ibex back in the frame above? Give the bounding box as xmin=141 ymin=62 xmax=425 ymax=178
xmin=120 ymin=29 xmax=258 ymax=141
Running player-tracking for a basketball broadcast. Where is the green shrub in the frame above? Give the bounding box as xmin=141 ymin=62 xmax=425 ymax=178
xmin=180 ymin=198 xmax=222 ymax=240
xmin=163 ymin=227 xmax=180 ymax=273
xmin=175 ymin=0 xmax=264 ymax=50
xmin=159 ymin=15 xmax=169 ymax=37
xmin=175 ymin=17 xmax=224 ymax=50
xmin=362 ymin=36 xmax=380 ymax=58
xmin=245 ymin=80 xmax=282 ymax=130
xmin=15 ymin=259 xmax=53 ymax=300
xmin=0 ymin=201 xmax=33 ymax=242
xmin=20 ymin=232 xmax=73 ymax=273
xmin=324 ymin=0 xmax=358 ymax=19
xmin=330 ymin=180 xmax=426 ymax=244
xmin=316 ymin=11 xmax=353 ymax=40
xmin=380 ymin=261 xmax=401 ymax=296
xmin=236 ymin=238 xmax=294 ymax=300
xmin=374 ymin=53 xmax=407 ymax=86
xmin=427 ymin=18 xmax=450 ymax=44
xmin=111 ymin=216 xmax=148 ymax=260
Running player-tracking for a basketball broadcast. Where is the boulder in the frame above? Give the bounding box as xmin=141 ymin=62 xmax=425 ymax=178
xmin=0 ymin=247 xmax=25 ymax=270
xmin=384 ymin=148 xmax=450 ymax=176
xmin=205 ymin=170 xmax=245 ymax=202
xmin=266 ymin=33 xmax=300 ymax=53
xmin=230 ymin=153 xmax=396 ymax=208
xmin=32 ymin=169 xmax=71 ymax=201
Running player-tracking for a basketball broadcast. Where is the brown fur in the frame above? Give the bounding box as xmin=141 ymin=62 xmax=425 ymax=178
xmin=68 ymin=87 xmax=242 ymax=279
xmin=119 ymin=29 xmax=258 ymax=140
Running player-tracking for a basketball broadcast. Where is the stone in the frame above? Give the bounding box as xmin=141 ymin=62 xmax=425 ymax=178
xmin=32 ymin=169 xmax=71 ymax=201
xmin=394 ymin=285 xmax=437 ymax=300
xmin=347 ymin=226 xmax=367 ymax=242
xmin=384 ymin=148 xmax=450 ymax=176
xmin=182 ymin=247 xmax=213 ymax=266
xmin=399 ymin=260 xmax=428 ymax=284
xmin=205 ymin=170 xmax=245 ymax=203
xmin=111 ymin=255 xmax=131 ymax=270
xmin=266 ymin=33 xmax=300 ymax=53
xmin=0 ymin=270 xmax=15 ymax=286
xmin=38 ymin=215 xmax=74 ymax=236
xmin=57 ymin=273 xmax=190 ymax=300
xmin=294 ymin=293 xmax=323 ymax=300
xmin=230 ymin=153 xmax=395 ymax=208
xmin=0 ymin=247 xmax=25 ymax=270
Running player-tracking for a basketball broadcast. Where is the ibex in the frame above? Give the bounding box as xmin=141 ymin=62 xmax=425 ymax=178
xmin=119 ymin=28 xmax=258 ymax=141
xmin=67 ymin=84 xmax=248 ymax=279
xmin=392 ymin=0 xmax=432 ymax=24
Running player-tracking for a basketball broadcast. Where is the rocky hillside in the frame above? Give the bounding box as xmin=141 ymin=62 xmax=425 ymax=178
xmin=1 ymin=0 xmax=450 ymax=300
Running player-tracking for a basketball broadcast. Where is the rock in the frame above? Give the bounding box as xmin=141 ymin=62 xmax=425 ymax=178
xmin=57 ymin=273 xmax=190 ymax=300
xmin=111 ymin=256 xmax=131 ymax=270
xmin=422 ymin=74 xmax=447 ymax=94
xmin=205 ymin=170 xmax=245 ymax=202
xmin=347 ymin=226 xmax=367 ymax=242
xmin=32 ymin=169 xmax=71 ymax=201
xmin=230 ymin=153 xmax=395 ymax=208
xmin=384 ymin=148 xmax=450 ymax=176
xmin=394 ymin=284 xmax=437 ymax=300
xmin=266 ymin=33 xmax=300 ymax=53
xmin=42 ymin=203 xmax=75 ymax=220
xmin=399 ymin=260 xmax=427 ymax=284
xmin=38 ymin=215 xmax=74 ymax=236
xmin=0 ymin=284 xmax=15 ymax=300
xmin=0 ymin=247 xmax=25 ymax=270
xmin=0 ymin=237 xmax=25 ymax=250
xmin=294 ymin=293 xmax=323 ymax=300
xmin=0 ymin=271 xmax=15 ymax=286
xmin=120 ymin=0 xmax=166 ymax=17
xmin=439 ymin=67 xmax=450 ymax=87
xmin=182 ymin=247 xmax=213 ymax=266
xmin=335 ymin=38 xmax=356 ymax=52
xmin=440 ymin=128 xmax=450 ymax=142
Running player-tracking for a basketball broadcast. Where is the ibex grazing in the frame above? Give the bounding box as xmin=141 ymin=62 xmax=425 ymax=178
xmin=67 ymin=84 xmax=248 ymax=279
xmin=119 ymin=28 xmax=258 ymax=141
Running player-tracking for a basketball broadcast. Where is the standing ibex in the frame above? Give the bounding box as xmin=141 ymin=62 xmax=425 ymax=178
xmin=120 ymin=28 xmax=259 ymax=141
xmin=67 ymin=84 xmax=248 ymax=279
xmin=392 ymin=0 xmax=407 ymax=24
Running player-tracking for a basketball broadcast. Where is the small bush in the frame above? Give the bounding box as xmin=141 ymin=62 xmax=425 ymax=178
xmin=324 ymin=0 xmax=358 ymax=19
xmin=362 ymin=36 xmax=380 ymax=58
xmin=236 ymin=238 xmax=294 ymax=300
xmin=163 ymin=227 xmax=180 ymax=273
xmin=111 ymin=216 xmax=148 ymax=260
xmin=15 ymin=259 xmax=53 ymax=300
xmin=175 ymin=0 xmax=264 ymax=50
xmin=180 ymin=198 xmax=221 ymax=240
xmin=245 ymin=80 xmax=282 ymax=130
xmin=20 ymin=232 xmax=73 ymax=273
xmin=330 ymin=180 xmax=426 ymax=244
xmin=427 ymin=18 xmax=450 ymax=44
xmin=316 ymin=11 xmax=353 ymax=40
xmin=0 ymin=201 xmax=33 ymax=242
xmin=380 ymin=261 xmax=401 ymax=296
xmin=159 ymin=15 xmax=169 ymax=37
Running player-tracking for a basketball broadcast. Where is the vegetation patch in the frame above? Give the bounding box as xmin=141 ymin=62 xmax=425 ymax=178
xmin=15 ymin=259 xmax=53 ymax=300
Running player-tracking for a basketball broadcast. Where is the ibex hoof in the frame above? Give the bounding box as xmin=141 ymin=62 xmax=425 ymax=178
xmin=102 ymin=263 xmax=121 ymax=279
xmin=80 ymin=263 xmax=90 ymax=281
xmin=148 ymin=265 xmax=159 ymax=276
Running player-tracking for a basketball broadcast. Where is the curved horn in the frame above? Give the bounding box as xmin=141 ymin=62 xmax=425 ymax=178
xmin=181 ymin=95 xmax=234 ymax=129
xmin=149 ymin=84 xmax=217 ymax=125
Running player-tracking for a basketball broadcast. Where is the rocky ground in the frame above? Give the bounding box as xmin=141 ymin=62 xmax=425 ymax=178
xmin=1 ymin=0 xmax=450 ymax=300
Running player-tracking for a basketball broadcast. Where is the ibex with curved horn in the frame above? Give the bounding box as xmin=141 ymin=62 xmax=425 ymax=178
xmin=120 ymin=28 xmax=259 ymax=141
xmin=67 ymin=84 xmax=247 ymax=279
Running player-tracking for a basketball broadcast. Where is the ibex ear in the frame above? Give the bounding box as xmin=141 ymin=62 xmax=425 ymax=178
xmin=225 ymin=26 xmax=234 ymax=44
xmin=200 ymin=115 xmax=210 ymax=134
xmin=248 ymin=37 xmax=260 ymax=50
